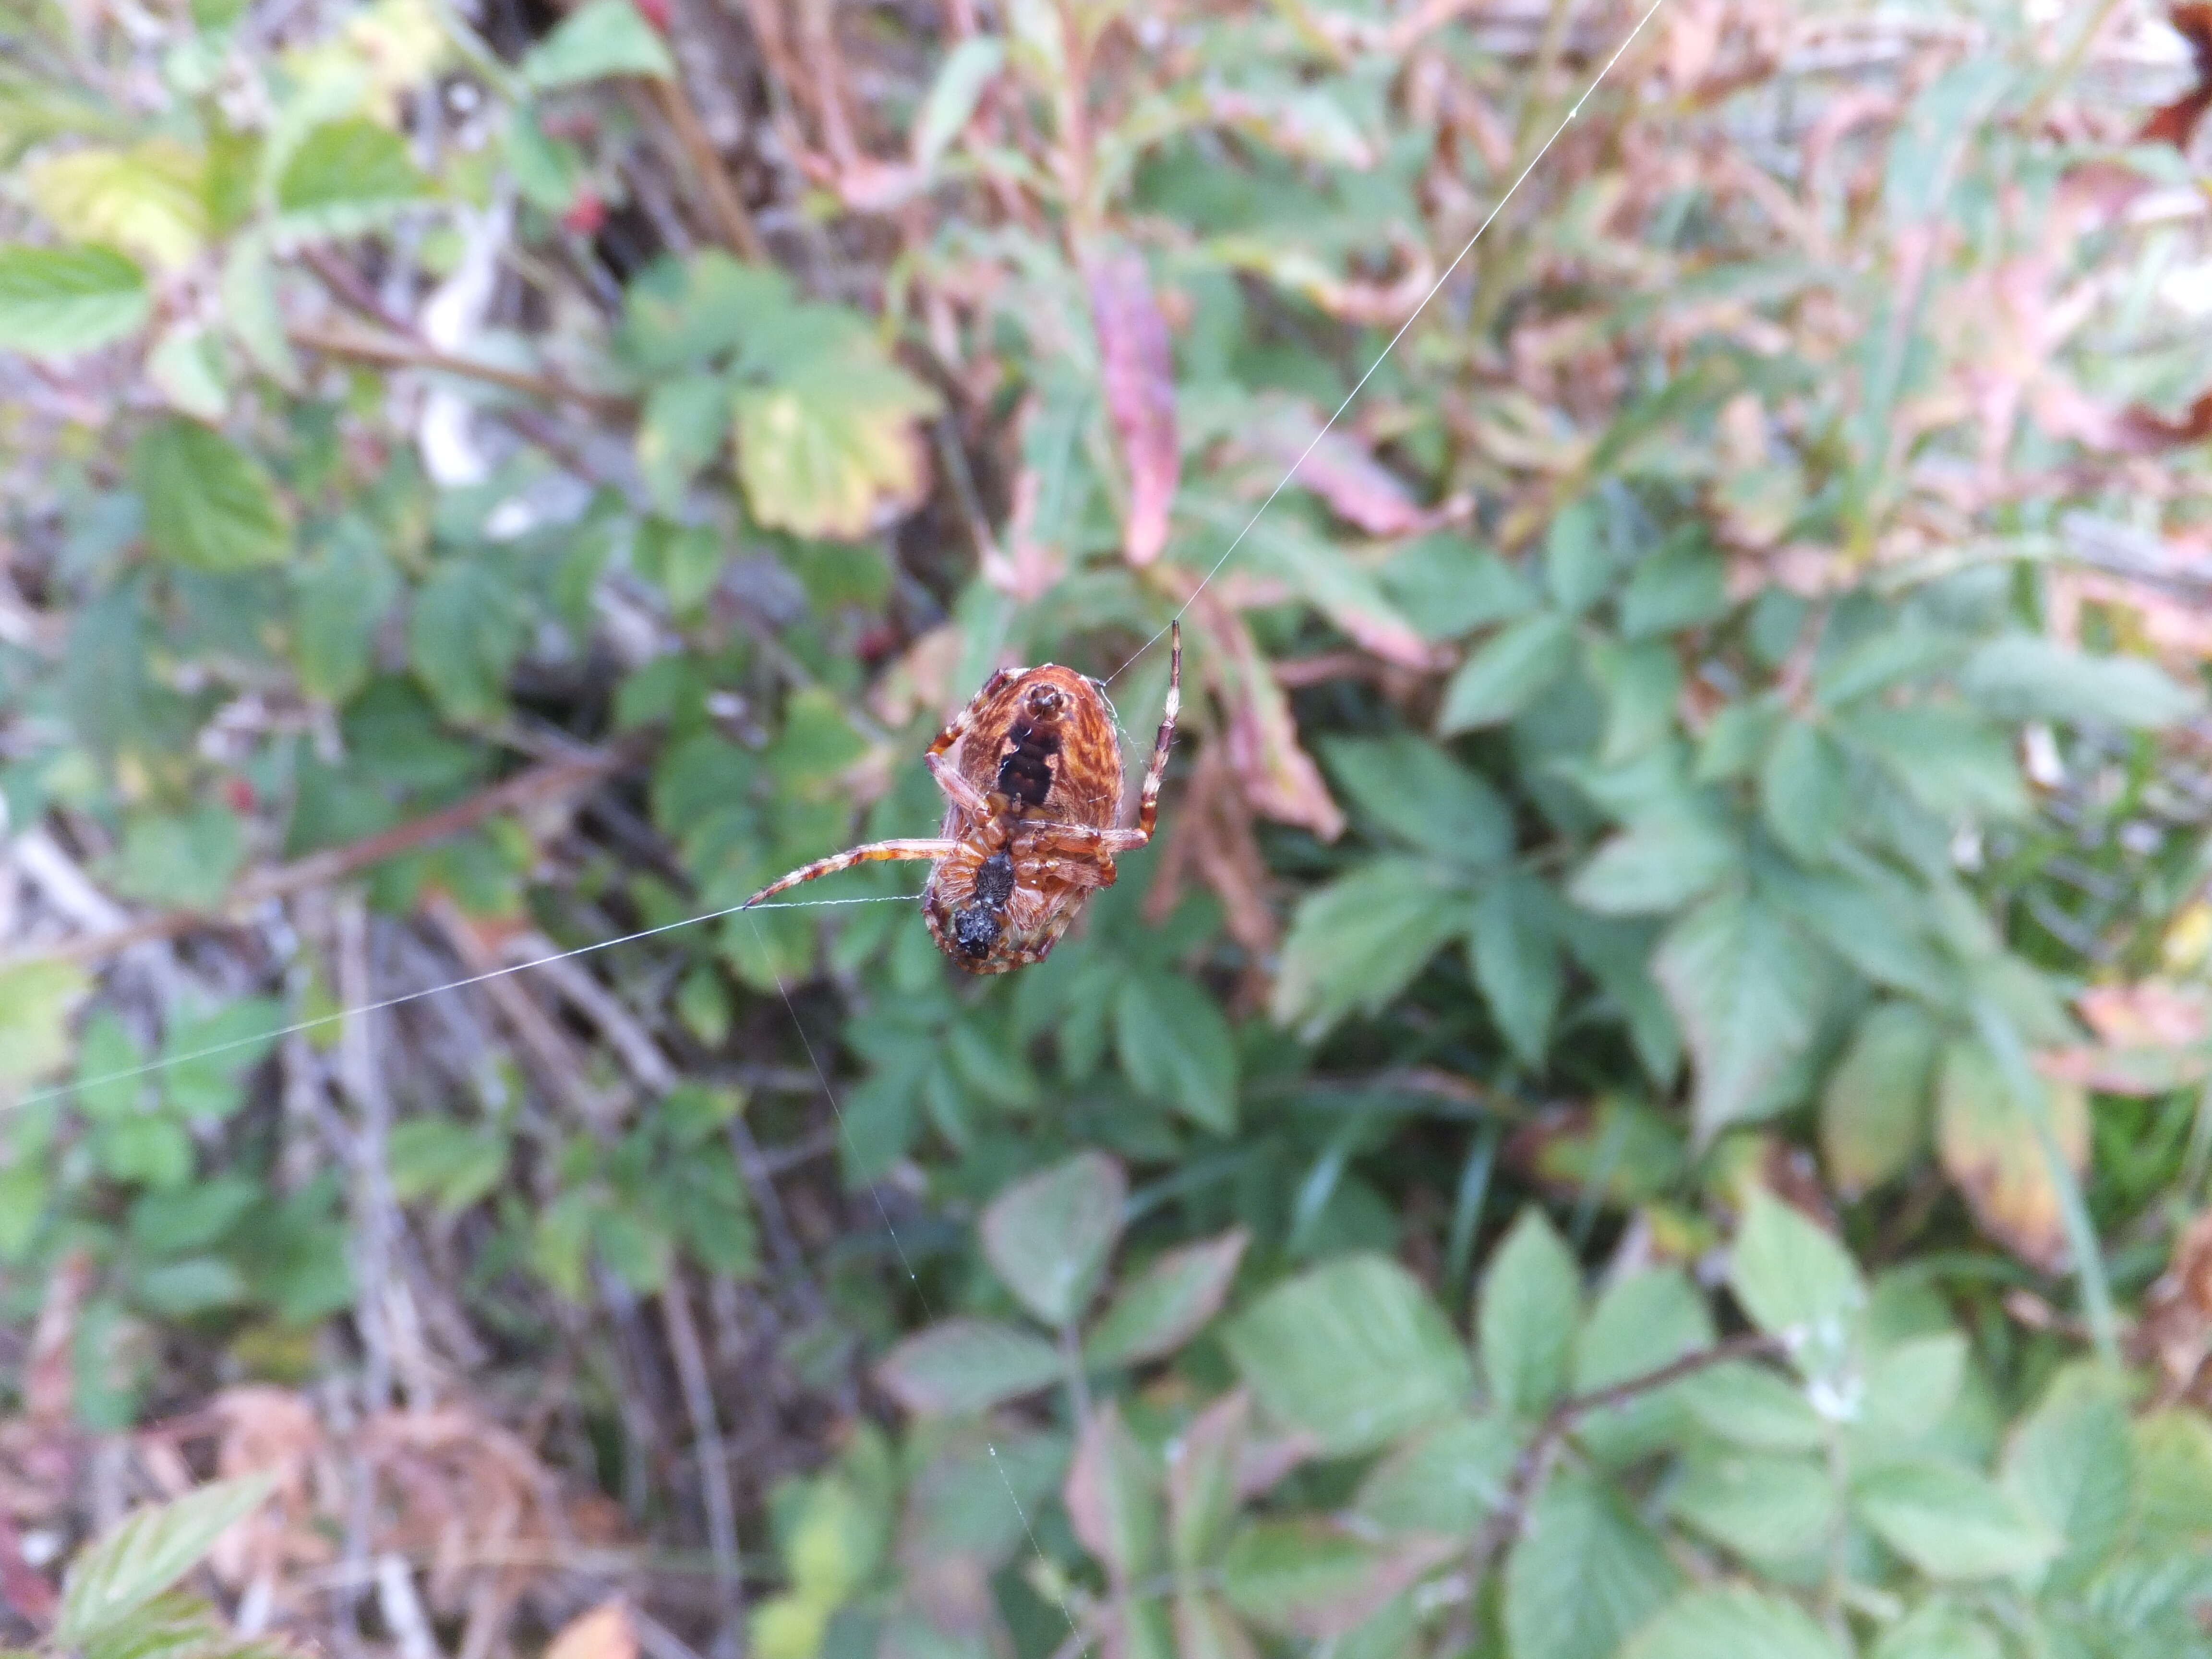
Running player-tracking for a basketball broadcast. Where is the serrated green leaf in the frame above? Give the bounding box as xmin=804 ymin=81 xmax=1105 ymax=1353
xmin=1819 ymin=1000 xmax=1939 ymax=1194
xmin=58 ymin=1475 xmax=276 ymax=1642
xmin=1503 ymin=1472 xmax=1678 ymax=1659
xmin=409 ymin=555 xmax=524 ymax=724
xmin=980 ymin=1151 xmax=1125 ymax=1327
xmin=1569 ymin=814 xmax=1737 ymax=915
xmin=733 ymin=351 xmax=938 ymax=539
xmin=1437 ymin=613 xmax=1575 ymax=733
xmin=0 ymin=959 xmax=93 ymax=1090
xmin=0 ymin=242 xmax=148 ymax=356
xmin=1655 ymin=888 xmax=1826 ymax=1139
xmin=1668 ymin=1449 xmax=1834 ymax=1563
xmin=1322 ymin=734 xmax=1513 ymax=866
xmin=1853 ymin=1460 xmax=2060 ymax=1580
xmin=1678 ymin=1360 xmax=1825 ymax=1451
xmin=1624 ymin=1587 xmax=1843 ymax=1659
xmin=1728 ymin=1188 xmax=1863 ymax=1345
xmin=1353 ymin=1413 xmax=1516 ymax=1535
xmin=912 ymin=36 xmax=1003 ymax=170
xmin=111 ymin=805 xmax=244 ymax=909
xmin=1271 ymin=857 xmax=1465 ymax=1037
xmin=1869 ymin=1601 xmax=2001 ymax=1659
xmin=1116 ymin=974 xmax=1237 ymax=1132
xmin=275 ymin=119 xmax=429 ymax=232
xmin=1469 ymin=873 xmax=1562 ymax=1066
xmin=1759 ymin=721 xmax=1848 ymax=864
xmin=132 ymin=419 xmax=291 ymax=571
xmin=1959 ymin=635 xmax=2201 ymax=730
xmin=2001 ymin=1364 xmax=2131 ymax=1588
xmin=1084 ymin=1229 xmax=1246 ymax=1370
xmin=637 ymin=372 xmax=731 ymax=514
xmin=1064 ymin=1401 xmax=1158 ymax=1583
xmin=524 ymin=0 xmax=674 ymax=87
xmin=1478 ymin=1206 xmax=1579 ymax=1419
xmin=1569 ymin=1267 xmax=1713 ymax=1465
xmin=1224 ymin=1253 xmax=1470 ymax=1455
xmin=875 ymin=1319 xmax=1062 ymax=1415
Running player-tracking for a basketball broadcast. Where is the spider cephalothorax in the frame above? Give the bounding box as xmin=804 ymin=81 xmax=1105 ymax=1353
xmin=742 ymin=624 xmax=1181 ymax=974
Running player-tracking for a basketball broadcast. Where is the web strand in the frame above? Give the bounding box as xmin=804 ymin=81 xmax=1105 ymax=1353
xmin=11 ymin=891 xmax=924 ymax=1113
xmin=1101 ymin=0 xmax=1672 ymax=686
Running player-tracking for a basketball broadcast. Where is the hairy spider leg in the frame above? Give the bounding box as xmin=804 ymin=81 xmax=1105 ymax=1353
xmin=925 ymin=751 xmax=995 ymax=820
xmin=742 ymin=838 xmax=959 ymax=907
xmin=925 ymin=667 xmax=1018 ymax=758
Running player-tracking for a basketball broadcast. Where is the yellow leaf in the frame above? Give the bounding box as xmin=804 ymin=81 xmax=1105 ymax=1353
xmin=0 ymin=959 xmax=91 ymax=1094
xmin=749 ymin=1594 xmax=830 ymax=1659
xmin=24 ymin=140 xmax=207 ymax=271
xmin=733 ymin=355 xmax=937 ymax=540
xmin=1937 ymin=1038 xmax=2088 ymax=1272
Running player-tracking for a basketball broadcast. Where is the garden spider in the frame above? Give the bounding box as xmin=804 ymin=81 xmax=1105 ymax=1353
xmin=743 ymin=624 xmax=1181 ymax=974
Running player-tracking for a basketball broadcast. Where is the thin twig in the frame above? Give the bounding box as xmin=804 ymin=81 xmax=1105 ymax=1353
xmin=659 ymin=1276 xmax=747 ymax=1659
xmin=645 ymin=77 xmax=768 ymax=261
xmin=289 ymin=323 xmax=637 ymax=418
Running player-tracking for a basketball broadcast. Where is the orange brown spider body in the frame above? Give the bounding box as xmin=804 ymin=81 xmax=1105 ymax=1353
xmin=743 ymin=624 xmax=1181 ymax=973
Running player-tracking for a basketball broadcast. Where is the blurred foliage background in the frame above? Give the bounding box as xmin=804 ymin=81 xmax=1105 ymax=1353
xmin=12 ymin=0 xmax=2212 ymax=1654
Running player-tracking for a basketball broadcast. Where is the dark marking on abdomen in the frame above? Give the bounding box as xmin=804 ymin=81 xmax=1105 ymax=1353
xmin=997 ymin=718 xmax=1058 ymax=808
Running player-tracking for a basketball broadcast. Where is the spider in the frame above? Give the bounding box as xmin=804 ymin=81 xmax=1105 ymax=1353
xmin=743 ymin=624 xmax=1181 ymax=973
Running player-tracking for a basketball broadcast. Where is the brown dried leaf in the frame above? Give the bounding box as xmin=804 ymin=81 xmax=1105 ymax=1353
xmin=1086 ymin=249 xmax=1179 ymax=567
xmin=1205 ymin=600 xmax=1345 ymax=841
xmin=2135 ymin=1212 xmax=2212 ymax=1402
xmin=2077 ymin=980 xmax=2211 ymax=1048
xmin=546 ymin=1600 xmax=637 ymax=1659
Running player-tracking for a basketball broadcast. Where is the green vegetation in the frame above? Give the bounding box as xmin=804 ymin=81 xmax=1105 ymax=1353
xmin=7 ymin=0 xmax=2212 ymax=1656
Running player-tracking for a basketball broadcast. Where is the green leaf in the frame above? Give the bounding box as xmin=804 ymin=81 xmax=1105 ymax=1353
xmin=1654 ymin=888 xmax=1826 ymax=1139
xmin=1437 ymin=613 xmax=1575 ymax=733
xmin=1469 ymin=873 xmax=1562 ymax=1066
xmin=387 ymin=1118 xmax=507 ymax=1213
xmin=134 ymin=1254 xmax=247 ymax=1315
xmin=409 ymin=556 xmax=524 ymax=725
xmin=637 ymin=372 xmax=731 ymax=515
xmin=1544 ymin=499 xmax=1611 ymax=615
xmin=1221 ymin=1522 xmax=1439 ymax=1641
xmin=912 ymin=36 xmax=1003 ymax=170
xmin=1728 ymin=1188 xmax=1864 ymax=1344
xmin=1084 ymin=1229 xmax=1247 ymax=1370
xmin=1569 ymin=1268 xmax=1713 ymax=1465
xmin=2129 ymin=1409 xmax=2212 ymax=1550
xmin=1353 ymin=1413 xmax=1516 ymax=1535
xmin=980 ymin=1151 xmax=1126 ymax=1327
xmin=1678 ymin=1361 xmax=1825 ymax=1452
xmin=618 ymin=252 xmax=790 ymax=374
xmin=147 ymin=324 xmax=226 ymax=420
xmin=1224 ymin=1253 xmax=1471 ymax=1455
xmin=1812 ymin=626 xmax=1962 ymax=708
xmin=1166 ymin=1390 xmax=1249 ymax=1569
xmin=1759 ymin=721 xmax=1849 ymax=864
xmin=292 ymin=521 xmax=399 ymax=703
xmin=1590 ymin=638 xmax=1682 ymax=765
xmin=1667 ymin=1449 xmax=1834 ymax=1563
xmin=1116 ymin=974 xmax=1238 ymax=1132
xmin=161 ymin=998 xmax=283 ymax=1121
xmin=1502 ymin=1472 xmax=1679 ymax=1659
xmin=1271 ymin=857 xmax=1465 ymax=1038
xmin=1958 ymin=635 xmax=2201 ymax=730
xmin=1568 ymin=815 xmax=1737 ymax=916
xmin=0 ymin=243 xmax=148 ymax=357
xmin=1623 ymin=1587 xmax=1843 ymax=1659
xmin=110 ymin=805 xmax=244 ymax=910
xmin=1321 ymin=734 xmax=1513 ymax=866
xmin=1852 ymin=1460 xmax=2060 ymax=1580
xmin=57 ymin=1474 xmax=276 ymax=1642
xmin=875 ymin=1319 xmax=1063 ymax=1416
xmin=1619 ymin=534 xmax=1728 ymax=637
xmin=1869 ymin=1602 xmax=2001 ymax=1659
xmin=1819 ymin=1000 xmax=1939 ymax=1194
xmin=274 ymin=119 xmax=430 ymax=232
xmin=2001 ymin=1364 xmax=2131 ymax=1588
xmin=1478 ymin=1207 xmax=1580 ymax=1419
xmin=524 ymin=0 xmax=675 ymax=87
xmin=1064 ymin=1402 xmax=1158 ymax=1583
xmin=132 ymin=419 xmax=291 ymax=571
xmin=1837 ymin=704 xmax=2027 ymax=821
xmin=0 ymin=960 xmax=92 ymax=1090
xmin=1851 ymin=1334 xmax=1965 ymax=1452
xmin=733 ymin=351 xmax=939 ymax=539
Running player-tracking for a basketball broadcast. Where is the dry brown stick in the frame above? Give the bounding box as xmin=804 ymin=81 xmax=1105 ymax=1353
xmin=659 ymin=1276 xmax=747 ymax=1659
xmin=288 ymin=322 xmax=637 ymax=418
xmin=4 ymin=745 xmax=637 ymax=971
xmin=646 ymin=76 xmax=768 ymax=261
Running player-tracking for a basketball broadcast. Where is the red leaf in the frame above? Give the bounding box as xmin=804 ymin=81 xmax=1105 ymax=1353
xmin=2142 ymin=5 xmax=2212 ymax=148
xmin=562 ymin=190 xmax=607 ymax=236
xmin=1087 ymin=249 xmax=1179 ymax=567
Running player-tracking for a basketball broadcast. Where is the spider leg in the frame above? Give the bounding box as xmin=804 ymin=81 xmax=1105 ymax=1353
xmin=926 ymin=668 xmax=1017 ymax=759
xmin=1128 ymin=619 xmax=1180 ymax=846
xmin=926 ymin=751 xmax=995 ymax=820
xmin=1012 ymin=849 xmax=1117 ymax=890
xmin=742 ymin=839 xmax=958 ymax=907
